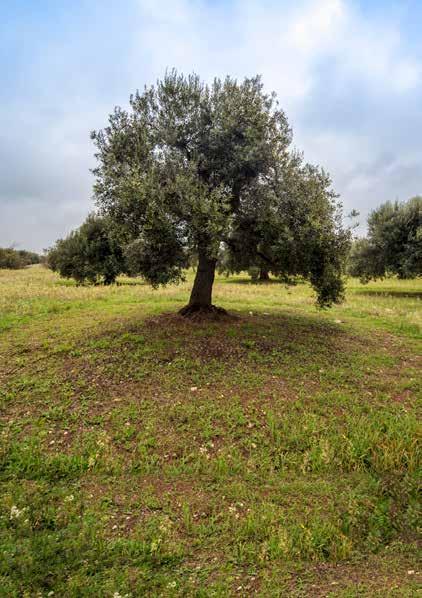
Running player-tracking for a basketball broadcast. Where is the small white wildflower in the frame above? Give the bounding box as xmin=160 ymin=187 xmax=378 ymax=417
xmin=190 ymin=386 xmax=198 ymax=392
xmin=167 ymin=581 xmax=177 ymax=588
xmin=407 ymin=570 xmax=415 ymax=575
xmin=64 ymin=494 xmax=75 ymax=503
xmin=199 ymin=446 xmax=208 ymax=455
xmin=10 ymin=505 xmax=26 ymax=520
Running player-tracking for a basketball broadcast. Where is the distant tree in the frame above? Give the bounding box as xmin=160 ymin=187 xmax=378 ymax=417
xmin=0 ymin=248 xmax=24 ymax=269
xmin=258 ymin=267 xmax=270 ymax=281
xmin=17 ymin=250 xmax=41 ymax=265
xmin=91 ymin=71 xmax=350 ymax=315
xmin=217 ymin=247 xmax=270 ymax=282
xmin=0 ymin=247 xmax=40 ymax=269
xmin=47 ymin=214 xmax=126 ymax=284
xmin=246 ymin=265 xmax=269 ymax=283
xmin=349 ymin=197 xmax=422 ymax=282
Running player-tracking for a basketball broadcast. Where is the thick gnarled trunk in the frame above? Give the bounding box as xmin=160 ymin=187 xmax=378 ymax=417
xmin=180 ymin=249 xmax=226 ymax=317
xmin=188 ymin=251 xmax=216 ymax=307
xmin=259 ymin=267 xmax=270 ymax=281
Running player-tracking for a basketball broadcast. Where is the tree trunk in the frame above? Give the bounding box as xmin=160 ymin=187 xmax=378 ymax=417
xmin=179 ymin=249 xmax=226 ymax=317
xmin=259 ymin=267 xmax=270 ymax=281
xmin=189 ymin=250 xmax=216 ymax=307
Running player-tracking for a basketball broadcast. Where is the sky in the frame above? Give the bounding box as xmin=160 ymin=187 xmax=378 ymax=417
xmin=1 ymin=0 xmax=421 ymax=252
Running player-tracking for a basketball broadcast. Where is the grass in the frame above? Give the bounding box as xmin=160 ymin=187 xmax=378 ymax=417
xmin=0 ymin=265 xmax=421 ymax=597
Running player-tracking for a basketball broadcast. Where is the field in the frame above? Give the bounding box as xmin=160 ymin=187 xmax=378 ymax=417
xmin=0 ymin=265 xmax=420 ymax=597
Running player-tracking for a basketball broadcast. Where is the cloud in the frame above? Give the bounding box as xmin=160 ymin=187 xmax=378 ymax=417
xmin=0 ymin=0 xmax=421 ymax=250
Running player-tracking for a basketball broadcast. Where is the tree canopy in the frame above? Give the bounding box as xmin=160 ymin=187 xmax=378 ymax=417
xmin=47 ymin=214 xmax=126 ymax=284
xmin=87 ymin=72 xmax=350 ymax=312
xmin=349 ymin=197 xmax=422 ymax=282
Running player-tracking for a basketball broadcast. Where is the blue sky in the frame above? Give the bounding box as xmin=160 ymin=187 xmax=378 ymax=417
xmin=1 ymin=0 xmax=421 ymax=251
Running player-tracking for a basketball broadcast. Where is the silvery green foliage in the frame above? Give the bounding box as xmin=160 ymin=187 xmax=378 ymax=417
xmin=91 ymin=71 xmax=350 ymax=307
xmin=47 ymin=215 xmax=126 ymax=285
xmin=349 ymin=196 xmax=422 ymax=282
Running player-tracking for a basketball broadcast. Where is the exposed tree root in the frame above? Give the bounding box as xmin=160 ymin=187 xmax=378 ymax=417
xmin=178 ymin=303 xmax=230 ymax=321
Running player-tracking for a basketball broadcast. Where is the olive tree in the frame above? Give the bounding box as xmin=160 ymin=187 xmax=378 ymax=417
xmin=91 ymin=71 xmax=350 ymax=315
xmin=48 ymin=214 xmax=126 ymax=284
xmin=349 ymin=197 xmax=422 ymax=282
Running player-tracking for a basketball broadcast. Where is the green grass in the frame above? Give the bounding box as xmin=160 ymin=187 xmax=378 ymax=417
xmin=0 ymin=266 xmax=421 ymax=596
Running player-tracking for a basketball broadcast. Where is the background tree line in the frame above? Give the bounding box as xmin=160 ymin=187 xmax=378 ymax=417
xmin=44 ymin=194 xmax=421 ymax=288
xmin=0 ymin=247 xmax=41 ymax=270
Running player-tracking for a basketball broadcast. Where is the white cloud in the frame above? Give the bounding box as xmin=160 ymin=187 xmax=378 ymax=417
xmin=287 ymin=0 xmax=345 ymax=52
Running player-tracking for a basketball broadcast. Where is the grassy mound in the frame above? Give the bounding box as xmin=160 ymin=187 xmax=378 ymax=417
xmin=0 ymin=266 xmax=420 ymax=596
